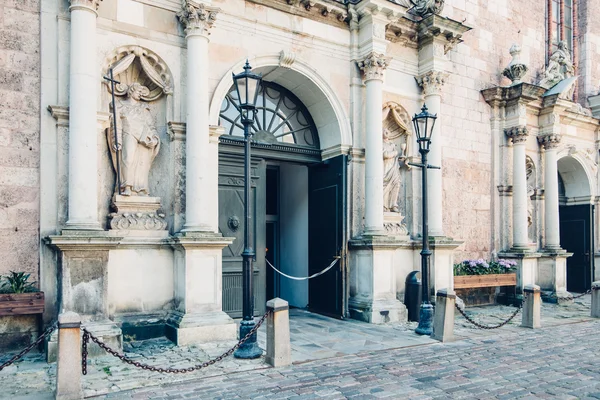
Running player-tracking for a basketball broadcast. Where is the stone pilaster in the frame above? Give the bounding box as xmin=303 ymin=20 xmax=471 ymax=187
xmin=177 ymin=1 xmax=220 ymax=233
xmin=505 ymin=126 xmax=530 ymax=250
xmin=358 ymin=52 xmax=390 ymax=235
xmin=65 ymin=0 xmax=103 ymax=230
xmin=416 ymin=70 xmax=448 ymax=237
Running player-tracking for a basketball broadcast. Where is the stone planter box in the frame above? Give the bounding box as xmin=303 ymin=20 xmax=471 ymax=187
xmin=454 ymin=274 xmax=517 ymax=306
xmin=0 ymin=292 xmax=45 ymax=316
xmin=454 ymin=273 xmax=517 ymax=289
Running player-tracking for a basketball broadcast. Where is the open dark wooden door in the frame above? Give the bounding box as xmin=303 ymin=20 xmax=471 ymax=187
xmin=560 ymin=204 xmax=594 ymax=292
xmin=219 ymin=156 xmax=266 ymax=318
xmin=308 ymin=155 xmax=346 ymax=318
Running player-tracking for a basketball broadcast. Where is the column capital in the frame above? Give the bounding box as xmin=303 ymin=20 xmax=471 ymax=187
xmin=505 ymin=126 xmax=529 ymax=144
xmin=416 ymin=70 xmax=448 ymax=96
xmin=177 ymin=1 xmax=219 ymax=38
xmin=357 ymin=52 xmax=390 ymax=82
xmin=537 ymin=133 xmax=562 ymax=150
xmin=69 ymin=0 xmax=102 ymax=13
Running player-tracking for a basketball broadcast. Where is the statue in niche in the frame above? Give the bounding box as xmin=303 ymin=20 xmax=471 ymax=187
xmin=383 ymin=129 xmax=403 ymax=212
xmin=108 ymin=82 xmax=160 ymax=196
xmin=539 ymin=41 xmax=575 ymax=89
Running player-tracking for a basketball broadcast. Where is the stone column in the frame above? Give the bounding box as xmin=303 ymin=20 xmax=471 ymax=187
xmin=538 ymin=134 xmax=562 ymax=250
xmin=358 ymin=52 xmax=389 ymax=235
xmin=66 ymin=0 xmax=102 ymax=230
xmin=505 ymin=126 xmax=530 ymax=250
xmin=177 ymin=1 xmax=219 ymax=233
xmin=416 ymin=71 xmax=448 ymax=237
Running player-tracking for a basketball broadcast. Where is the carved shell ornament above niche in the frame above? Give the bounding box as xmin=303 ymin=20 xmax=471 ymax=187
xmin=103 ymin=46 xmax=173 ymax=102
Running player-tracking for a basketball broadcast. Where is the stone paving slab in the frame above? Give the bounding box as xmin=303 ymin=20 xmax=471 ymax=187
xmin=0 ymin=294 xmax=596 ymax=399
xmin=102 ymin=318 xmax=600 ymax=399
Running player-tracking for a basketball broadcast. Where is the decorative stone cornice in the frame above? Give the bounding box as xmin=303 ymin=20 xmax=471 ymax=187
xmin=416 ymin=70 xmax=448 ymax=96
xmin=505 ymin=126 xmax=529 ymax=144
xmin=417 ymin=14 xmax=472 ymax=54
xmin=177 ymin=1 xmax=219 ymax=38
xmin=357 ymin=52 xmax=390 ymax=81
xmin=69 ymin=0 xmax=102 ymax=13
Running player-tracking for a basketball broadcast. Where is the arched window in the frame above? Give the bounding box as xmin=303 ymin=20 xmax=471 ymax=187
xmin=546 ymin=0 xmax=576 ymax=59
xmin=219 ymin=82 xmax=319 ymax=149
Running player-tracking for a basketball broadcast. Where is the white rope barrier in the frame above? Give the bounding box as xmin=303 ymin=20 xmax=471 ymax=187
xmin=265 ymin=258 xmax=339 ymax=281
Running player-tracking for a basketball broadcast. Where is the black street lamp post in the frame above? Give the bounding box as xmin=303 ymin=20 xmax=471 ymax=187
xmin=232 ymin=61 xmax=263 ymax=359
xmin=410 ymin=104 xmax=438 ymax=336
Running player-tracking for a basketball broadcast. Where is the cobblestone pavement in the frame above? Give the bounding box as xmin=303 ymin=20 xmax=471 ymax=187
xmin=100 ymin=318 xmax=600 ymax=400
xmin=0 ymin=295 xmax=596 ymax=399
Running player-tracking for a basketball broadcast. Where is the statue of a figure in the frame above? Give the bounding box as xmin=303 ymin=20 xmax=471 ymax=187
xmin=108 ymin=82 xmax=160 ymax=196
xmin=539 ymin=41 xmax=575 ymax=88
xmin=410 ymin=0 xmax=444 ymax=17
xmin=383 ymin=129 xmax=402 ymax=212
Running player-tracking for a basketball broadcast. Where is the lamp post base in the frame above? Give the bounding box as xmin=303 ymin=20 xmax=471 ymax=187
xmin=233 ymin=319 xmax=263 ymax=359
xmin=415 ymin=303 xmax=434 ymax=335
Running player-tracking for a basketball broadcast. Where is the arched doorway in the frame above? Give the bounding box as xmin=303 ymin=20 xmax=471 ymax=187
xmin=217 ymin=79 xmax=347 ymax=319
xmin=558 ymin=155 xmax=595 ymax=292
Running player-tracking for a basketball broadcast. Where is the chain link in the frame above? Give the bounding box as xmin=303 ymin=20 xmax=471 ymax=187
xmin=454 ymin=297 xmax=524 ymax=330
xmin=0 ymin=322 xmax=57 ymax=372
xmin=81 ymin=310 xmax=272 ymax=375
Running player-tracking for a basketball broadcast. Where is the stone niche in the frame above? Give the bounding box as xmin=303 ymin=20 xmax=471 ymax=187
xmin=381 ymin=101 xmax=411 ymax=239
xmin=100 ymin=45 xmax=175 ymax=235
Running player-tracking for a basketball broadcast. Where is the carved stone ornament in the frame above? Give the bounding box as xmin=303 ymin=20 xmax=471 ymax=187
xmin=384 ymin=221 xmax=409 ymax=235
xmin=279 ymin=50 xmax=296 ymax=69
xmin=409 ymin=0 xmax=444 ymax=18
xmin=416 ymin=70 xmax=448 ymax=96
xmin=69 ymin=0 xmax=102 ymax=11
xmin=537 ymin=134 xmax=562 ymax=150
xmin=539 ymin=41 xmax=575 ymax=89
xmin=382 ymin=102 xmax=411 ymax=213
xmin=177 ymin=0 xmax=219 ymax=37
xmin=227 ymin=216 xmax=240 ymax=232
xmin=502 ymin=44 xmax=528 ymax=85
xmin=108 ymin=195 xmax=167 ymax=231
xmin=357 ymin=52 xmax=390 ymax=81
xmin=525 ymin=156 xmax=535 ymax=230
xmin=505 ymin=126 xmax=529 ymax=144
xmin=104 ymin=46 xmax=173 ymax=101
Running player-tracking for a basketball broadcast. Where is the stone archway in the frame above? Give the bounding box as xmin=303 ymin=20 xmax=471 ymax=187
xmin=557 ymin=154 xmax=595 ymax=292
xmin=209 ymin=53 xmax=352 ymax=157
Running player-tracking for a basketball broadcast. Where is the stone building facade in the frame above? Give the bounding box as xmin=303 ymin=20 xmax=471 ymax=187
xmin=1 ymin=0 xmax=600 ymax=349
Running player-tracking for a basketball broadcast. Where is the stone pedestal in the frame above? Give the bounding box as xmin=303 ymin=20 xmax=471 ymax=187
xmin=429 ymin=237 xmax=462 ymax=297
xmin=348 ymin=235 xmax=408 ymax=324
xmin=108 ymin=195 xmax=167 ymax=231
xmin=165 ymin=233 xmax=236 ymax=345
xmin=45 ymin=232 xmax=123 ymax=362
xmin=383 ymin=212 xmax=410 ymax=239
xmin=538 ymin=252 xmax=573 ymax=303
xmin=500 ymin=251 xmax=541 ymax=294
xmin=266 ymin=298 xmax=291 ymax=368
xmin=521 ymin=284 xmax=541 ymax=328
xmin=592 ymin=282 xmax=600 ymax=318
xmin=56 ymin=312 xmax=82 ymax=400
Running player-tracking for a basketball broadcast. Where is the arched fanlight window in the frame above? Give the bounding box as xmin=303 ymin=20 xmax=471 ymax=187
xmin=219 ymin=81 xmax=319 ymax=149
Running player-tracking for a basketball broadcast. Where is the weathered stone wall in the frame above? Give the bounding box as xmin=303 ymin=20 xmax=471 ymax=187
xmin=0 ymin=0 xmax=41 ymax=281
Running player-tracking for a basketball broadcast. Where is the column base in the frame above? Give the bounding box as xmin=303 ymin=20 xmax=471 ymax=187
xmin=47 ymin=320 xmax=122 ymax=363
xmin=165 ymin=311 xmax=236 ymax=346
xmin=415 ymin=303 xmax=434 ymax=336
xmin=348 ymin=297 xmax=407 ymax=324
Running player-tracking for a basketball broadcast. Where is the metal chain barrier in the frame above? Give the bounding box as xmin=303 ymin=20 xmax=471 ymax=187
xmin=81 ymin=310 xmax=272 ymax=375
xmin=266 ymin=258 xmax=339 ymax=281
xmin=0 ymin=322 xmax=57 ymax=372
xmin=454 ymin=297 xmax=524 ymax=330
xmin=557 ymin=287 xmax=598 ymax=302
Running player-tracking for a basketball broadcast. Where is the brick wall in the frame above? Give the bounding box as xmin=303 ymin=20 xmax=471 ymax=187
xmin=0 ymin=0 xmax=40 ymax=284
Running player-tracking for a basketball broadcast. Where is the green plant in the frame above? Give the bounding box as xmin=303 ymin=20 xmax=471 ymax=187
xmin=453 ymin=259 xmax=517 ymax=276
xmin=0 ymin=271 xmax=37 ymax=294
